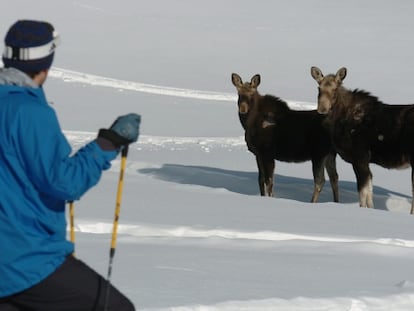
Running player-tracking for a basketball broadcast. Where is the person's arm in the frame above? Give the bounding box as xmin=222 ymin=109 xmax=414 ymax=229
xmin=14 ymin=103 xmax=115 ymax=201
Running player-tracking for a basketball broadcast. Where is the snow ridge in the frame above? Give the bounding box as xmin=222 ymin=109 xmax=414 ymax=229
xmin=50 ymin=67 xmax=236 ymax=102
xmin=140 ymin=293 xmax=414 ymax=311
xmin=50 ymin=67 xmax=314 ymax=110
xmin=75 ymin=220 xmax=414 ymax=249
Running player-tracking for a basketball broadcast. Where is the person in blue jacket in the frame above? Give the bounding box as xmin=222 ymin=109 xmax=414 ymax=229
xmin=0 ymin=20 xmax=140 ymax=310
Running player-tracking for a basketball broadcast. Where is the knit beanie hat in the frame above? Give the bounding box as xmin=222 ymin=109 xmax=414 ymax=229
xmin=2 ymin=20 xmax=60 ymax=72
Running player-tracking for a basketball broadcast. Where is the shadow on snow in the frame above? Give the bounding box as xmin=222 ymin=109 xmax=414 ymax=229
xmin=139 ymin=164 xmax=409 ymax=211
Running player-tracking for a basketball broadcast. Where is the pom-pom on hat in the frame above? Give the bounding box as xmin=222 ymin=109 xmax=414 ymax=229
xmin=2 ymin=20 xmax=60 ymax=73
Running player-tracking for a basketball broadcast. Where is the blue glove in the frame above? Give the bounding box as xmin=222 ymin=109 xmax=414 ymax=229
xmin=98 ymin=113 xmax=141 ymax=149
xmin=110 ymin=113 xmax=141 ymax=143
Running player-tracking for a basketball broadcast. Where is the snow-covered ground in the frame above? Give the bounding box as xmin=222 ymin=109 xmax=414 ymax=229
xmin=2 ymin=1 xmax=414 ymax=310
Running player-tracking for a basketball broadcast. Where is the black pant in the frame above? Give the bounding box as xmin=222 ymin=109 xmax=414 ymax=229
xmin=0 ymin=256 xmax=135 ymax=311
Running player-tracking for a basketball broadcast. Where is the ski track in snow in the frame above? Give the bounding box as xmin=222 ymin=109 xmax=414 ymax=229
xmin=49 ymin=67 xmax=313 ymax=110
xmin=74 ymin=220 xmax=414 ymax=249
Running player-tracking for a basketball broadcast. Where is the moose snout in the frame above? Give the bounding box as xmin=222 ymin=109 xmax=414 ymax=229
xmin=317 ymin=106 xmax=330 ymax=114
xmin=238 ymin=101 xmax=249 ymax=114
xmin=317 ymin=96 xmax=331 ymax=114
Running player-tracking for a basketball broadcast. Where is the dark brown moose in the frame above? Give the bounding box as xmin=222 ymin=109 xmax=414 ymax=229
xmin=232 ymin=73 xmax=339 ymax=203
xmin=311 ymin=66 xmax=414 ymax=214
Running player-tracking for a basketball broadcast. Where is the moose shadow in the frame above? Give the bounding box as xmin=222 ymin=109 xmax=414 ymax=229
xmin=139 ymin=164 xmax=409 ymax=211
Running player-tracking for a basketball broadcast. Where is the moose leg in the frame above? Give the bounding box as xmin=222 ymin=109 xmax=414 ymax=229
xmin=262 ymin=156 xmax=275 ymax=197
xmin=255 ymin=155 xmax=266 ymax=196
xmin=311 ymin=158 xmax=325 ymax=203
xmin=325 ymin=153 xmax=339 ymax=202
xmin=352 ymin=161 xmax=374 ymax=208
xmin=255 ymin=154 xmax=275 ymax=197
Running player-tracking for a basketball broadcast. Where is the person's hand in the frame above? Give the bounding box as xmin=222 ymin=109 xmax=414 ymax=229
xmin=98 ymin=113 xmax=141 ymax=149
xmin=110 ymin=113 xmax=141 ymax=143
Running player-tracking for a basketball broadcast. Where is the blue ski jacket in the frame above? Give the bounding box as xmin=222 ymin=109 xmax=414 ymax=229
xmin=0 ymin=68 xmax=118 ymax=297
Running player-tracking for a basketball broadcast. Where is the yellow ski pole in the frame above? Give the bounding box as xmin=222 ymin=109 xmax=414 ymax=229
xmin=69 ymin=201 xmax=75 ymax=255
xmin=104 ymin=145 xmax=129 ymax=310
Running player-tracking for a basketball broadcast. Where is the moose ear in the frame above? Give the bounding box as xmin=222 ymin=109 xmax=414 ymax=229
xmin=251 ymin=74 xmax=261 ymax=88
xmin=311 ymin=66 xmax=324 ymax=83
xmin=336 ymin=67 xmax=347 ymax=83
xmin=231 ymin=73 xmax=243 ymax=87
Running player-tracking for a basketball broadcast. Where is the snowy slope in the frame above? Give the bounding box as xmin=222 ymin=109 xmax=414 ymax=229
xmin=2 ymin=1 xmax=414 ymax=310
xmin=60 ymin=71 xmax=414 ymax=310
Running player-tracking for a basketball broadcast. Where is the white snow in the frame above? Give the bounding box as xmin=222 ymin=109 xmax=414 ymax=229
xmin=2 ymin=1 xmax=414 ymax=310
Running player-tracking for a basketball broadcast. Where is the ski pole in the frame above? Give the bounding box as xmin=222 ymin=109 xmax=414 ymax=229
xmin=104 ymin=145 xmax=129 ymax=310
xmin=69 ymin=201 xmax=75 ymax=254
